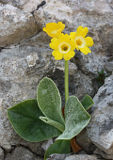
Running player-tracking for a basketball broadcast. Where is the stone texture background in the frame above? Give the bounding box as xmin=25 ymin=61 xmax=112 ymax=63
xmin=0 ymin=0 xmax=113 ymax=160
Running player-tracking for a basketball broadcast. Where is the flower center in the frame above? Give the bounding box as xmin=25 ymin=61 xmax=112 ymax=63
xmin=61 ymin=45 xmax=68 ymax=51
xmin=76 ymin=39 xmax=82 ymax=46
xmin=75 ymin=36 xmax=85 ymax=48
xmin=59 ymin=42 xmax=71 ymax=54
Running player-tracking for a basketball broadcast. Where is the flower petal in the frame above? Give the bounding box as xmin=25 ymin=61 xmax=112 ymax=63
xmin=80 ymin=46 xmax=91 ymax=55
xmin=70 ymin=32 xmax=76 ymax=39
xmin=63 ymin=51 xmax=75 ymax=60
xmin=49 ymin=38 xmax=58 ymax=50
xmin=43 ymin=27 xmax=46 ymax=32
xmin=63 ymin=54 xmax=71 ymax=60
xmin=70 ymin=51 xmax=75 ymax=57
xmin=58 ymin=22 xmax=65 ymax=30
xmin=85 ymin=37 xmax=94 ymax=47
xmin=52 ymin=51 xmax=63 ymax=60
xmin=76 ymin=26 xmax=88 ymax=37
xmin=43 ymin=22 xmax=65 ymax=38
xmin=50 ymin=33 xmax=76 ymax=60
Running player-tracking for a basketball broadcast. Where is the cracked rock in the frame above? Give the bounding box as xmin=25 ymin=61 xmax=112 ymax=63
xmin=48 ymin=154 xmax=68 ymax=160
xmin=5 ymin=146 xmax=43 ymax=160
xmin=0 ymin=0 xmax=11 ymax=3
xmin=0 ymin=147 xmax=4 ymax=160
xmin=76 ymin=129 xmax=96 ymax=154
xmin=0 ymin=4 xmax=39 ymax=47
xmin=87 ymin=75 xmax=113 ymax=159
xmin=0 ymin=1 xmax=113 ymax=160
xmin=65 ymin=154 xmax=102 ymax=160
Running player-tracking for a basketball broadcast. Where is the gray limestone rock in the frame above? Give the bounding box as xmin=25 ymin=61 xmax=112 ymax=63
xmin=0 ymin=147 xmax=4 ymax=160
xmin=0 ymin=0 xmax=113 ymax=160
xmin=0 ymin=0 xmax=11 ymax=3
xmin=0 ymin=4 xmax=39 ymax=47
xmin=12 ymin=0 xmax=43 ymax=11
xmin=76 ymin=129 xmax=96 ymax=154
xmin=5 ymin=146 xmax=43 ymax=160
xmin=47 ymin=154 xmax=69 ymax=160
xmin=87 ymin=75 xmax=113 ymax=159
xmin=65 ymin=154 xmax=102 ymax=160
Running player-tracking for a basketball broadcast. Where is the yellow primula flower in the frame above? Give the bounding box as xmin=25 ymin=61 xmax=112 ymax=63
xmin=43 ymin=22 xmax=65 ymax=38
xmin=70 ymin=26 xmax=94 ymax=55
xmin=50 ymin=34 xmax=76 ymax=60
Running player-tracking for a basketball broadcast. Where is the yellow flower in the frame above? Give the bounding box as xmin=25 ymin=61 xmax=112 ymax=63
xmin=43 ymin=22 xmax=65 ymax=38
xmin=50 ymin=34 xmax=76 ymax=60
xmin=70 ymin=26 xmax=94 ymax=55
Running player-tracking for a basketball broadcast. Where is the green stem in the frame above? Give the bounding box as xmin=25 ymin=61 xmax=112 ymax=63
xmin=65 ymin=60 xmax=69 ymax=103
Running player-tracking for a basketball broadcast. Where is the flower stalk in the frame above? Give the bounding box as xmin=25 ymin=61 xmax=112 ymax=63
xmin=65 ymin=60 xmax=69 ymax=103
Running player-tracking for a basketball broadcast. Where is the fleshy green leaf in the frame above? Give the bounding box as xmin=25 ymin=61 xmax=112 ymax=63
xmin=81 ymin=94 xmax=94 ymax=110
xmin=44 ymin=140 xmax=71 ymax=160
xmin=57 ymin=96 xmax=91 ymax=140
xmin=37 ymin=77 xmax=64 ymax=126
xmin=39 ymin=116 xmax=64 ymax=132
xmin=8 ymin=99 xmax=61 ymax=142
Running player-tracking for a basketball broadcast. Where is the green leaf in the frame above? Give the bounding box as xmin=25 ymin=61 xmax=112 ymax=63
xmin=37 ymin=77 xmax=64 ymax=126
xmin=40 ymin=116 xmax=65 ymax=132
xmin=57 ymin=96 xmax=91 ymax=140
xmin=44 ymin=140 xmax=71 ymax=160
xmin=81 ymin=94 xmax=94 ymax=110
xmin=8 ymin=99 xmax=61 ymax=142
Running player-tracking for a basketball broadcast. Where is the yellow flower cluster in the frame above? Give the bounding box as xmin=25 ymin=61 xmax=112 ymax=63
xmin=43 ymin=22 xmax=94 ymax=60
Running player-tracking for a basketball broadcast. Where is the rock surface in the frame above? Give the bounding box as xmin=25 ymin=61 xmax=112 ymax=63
xmin=87 ymin=75 xmax=113 ymax=159
xmin=0 ymin=147 xmax=4 ymax=160
xmin=5 ymin=146 xmax=43 ymax=160
xmin=76 ymin=129 xmax=96 ymax=154
xmin=65 ymin=154 xmax=102 ymax=160
xmin=0 ymin=4 xmax=39 ymax=47
xmin=48 ymin=154 xmax=68 ymax=160
xmin=0 ymin=0 xmax=113 ymax=159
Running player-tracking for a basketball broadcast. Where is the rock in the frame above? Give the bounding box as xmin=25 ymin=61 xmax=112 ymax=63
xmin=48 ymin=154 xmax=68 ymax=160
xmin=0 ymin=4 xmax=39 ymax=47
xmin=0 ymin=147 xmax=4 ymax=160
xmin=78 ymin=0 xmax=112 ymax=14
xmin=41 ymin=139 xmax=53 ymax=151
xmin=76 ymin=129 xmax=96 ymax=153
xmin=95 ymin=148 xmax=113 ymax=160
xmin=18 ymin=0 xmax=44 ymax=12
xmin=0 ymin=0 xmax=11 ymax=3
xmin=65 ymin=154 xmax=102 ymax=160
xmin=34 ymin=0 xmax=73 ymax=25
xmin=108 ymin=0 xmax=113 ymax=8
xmin=0 ymin=41 xmax=47 ymax=154
xmin=11 ymin=0 xmax=28 ymax=9
xmin=48 ymin=64 xmax=95 ymax=101
xmin=5 ymin=146 xmax=43 ymax=160
xmin=0 ymin=0 xmax=113 ymax=159
xmin=104 ymin=61 xmax=113 ymax=73
xmin=8 ymin=0 xmax=45 ymax=12
xmin=26 ymin=52 xmax=39 ymax=67
xmin=87 ymin=75 xmax=113 ymax=159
